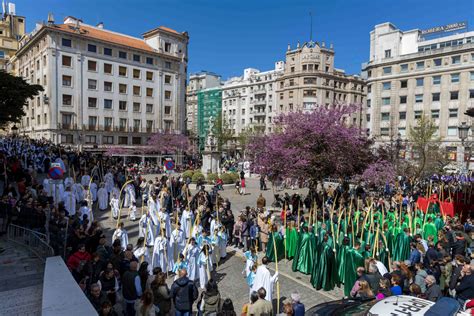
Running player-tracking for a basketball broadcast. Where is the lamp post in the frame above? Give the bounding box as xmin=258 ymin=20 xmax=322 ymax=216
xmin=458 ymin=122 xmax=471 ymax=172
xmin=11 ymin=124 xmax=19 ymax=137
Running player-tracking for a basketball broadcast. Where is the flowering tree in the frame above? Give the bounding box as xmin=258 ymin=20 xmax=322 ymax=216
xmin=145 ymin=131 xmax=190 ymax=154
xmin=360 ymin=159 xmax=396 ymax=188
xmin=247 ymin=104 xmax=374 ymax=189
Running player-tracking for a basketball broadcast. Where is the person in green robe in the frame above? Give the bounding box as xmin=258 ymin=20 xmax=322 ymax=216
xmin=434 ymin=214 xmax=444 ymax=231
xmin=265 ymin=225 xmax=285 ymax=262
xmin=343 ymin=241 xmax=365 ymax=297
xmin=423 ymin=217 xmax=438 ymax=244
xmin=337 ymin=237 xmax=351 ymax=285
xmin=392 ymin=228 xmax=411 ymax=261
xmin=286 ymin=222 xmax=299 ymax=260
xmin=311 ymin=234 xmax=338 ymax=291
xmin=295 ymin=226 xmax=316 ymax=274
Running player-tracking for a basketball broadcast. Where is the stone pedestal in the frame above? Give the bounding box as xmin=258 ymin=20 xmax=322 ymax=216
xmin=201 ymin=151 xmax=220 ymax=174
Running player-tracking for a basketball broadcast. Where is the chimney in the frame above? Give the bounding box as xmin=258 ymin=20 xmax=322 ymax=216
xmin=322 ymin=41 xmax=326 ymax=47
xmin=47 ymin=12 xmax=54 ymax=25
xmin=96 ymin=22 xmax=104 ymax=29
xmin=74 ymin=19 xmax=81 ymax=33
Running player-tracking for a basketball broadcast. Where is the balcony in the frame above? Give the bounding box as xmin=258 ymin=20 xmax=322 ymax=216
xmin=86 ymin=125 xmax=97 ymax=131
xmin=58 ymin=123 xmax=77 ymax=130
xmin=253 ymin=111 xmax=266 ymax=118
xmin=132 ymin=126 xmax=140 ymax=133
xmin=118 ymin=126 xmax=127 ymax=132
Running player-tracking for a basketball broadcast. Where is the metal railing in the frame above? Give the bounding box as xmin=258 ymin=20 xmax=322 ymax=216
xmin=7 ymin=224 xmax=54 ymax=262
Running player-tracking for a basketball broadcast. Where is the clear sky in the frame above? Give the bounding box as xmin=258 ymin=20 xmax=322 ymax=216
xmin=10 ymin=0 xmax=474 ymax=79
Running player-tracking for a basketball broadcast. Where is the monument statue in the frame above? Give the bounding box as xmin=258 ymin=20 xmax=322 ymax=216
xmin=201 ymin=115 xmax=220 ymax=174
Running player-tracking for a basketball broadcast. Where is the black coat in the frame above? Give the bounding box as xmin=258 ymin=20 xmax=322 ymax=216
xmin=171 ymin=277 xmax=198 ymax=312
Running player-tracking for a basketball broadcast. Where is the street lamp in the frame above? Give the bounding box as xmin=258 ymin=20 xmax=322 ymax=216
xmin=11 ymin=124 xmax=19 ymax=136
xmin=458 ymin=122 xmax=471 ymax=172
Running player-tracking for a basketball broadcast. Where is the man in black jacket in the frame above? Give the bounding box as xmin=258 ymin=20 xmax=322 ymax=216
xmin=455 ymin=263 xmax=474 ymax=303
xmin=171 ymin=269 xmax=198 ymax=316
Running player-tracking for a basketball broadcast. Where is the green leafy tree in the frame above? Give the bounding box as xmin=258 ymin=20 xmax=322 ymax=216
xmin=409 ymin=114 xmax=448 ymax=177
xmin=214 ymin=113 xmax=234 ymax=152
xmin=0 ymin=70 xmax=43 ymax=129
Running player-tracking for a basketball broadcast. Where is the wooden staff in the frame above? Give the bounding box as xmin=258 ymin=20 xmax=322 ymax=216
xmin=360 ymin=203 xmax=372 ymax=244
xmin=116 ymin=180 xmax=135 ymax=228
xmin=329 ymin=198 xmax=337 ymax=252
xmin=161 ymin=225 xmax=169 ymax=278
xmin=351 ymin=217 xmax=355 ymax=248
xmin=205 ymin=245 xmax=211 ymax=280
xmin=284 ymin=204 xmax=287 ymax=260
xmin=380 ymin=229 xmax=392 ymax=269
xmin=272 ymin=231 xmax=280 ymax=315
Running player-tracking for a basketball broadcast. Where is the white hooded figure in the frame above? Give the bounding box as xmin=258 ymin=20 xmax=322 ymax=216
xmin=81 ymin=174 xmax=91 ymax=187
xmin=170 ymin=225 xmax=186 ymax=262
xmin=218 ymin=228 xmax=228 ymax=259
xmin=184 ymin=241 xmax=200 ymax=281
xmin=147 ymin=195 xmax=159 ymax=226
xmin=123 ymin=183 xmax=136 ymax=208
xmin=97 ymin=184 xmax=108 ymax=211
xmin=152 ymin=233 xmax=169 ymax=272
xmin=63 ymin=176 xmax=74 ymax=189
xmin=133 ymin=238 xmax=151 ymax=271
xmin=73 ymin=183 xmax=85 ymax=202
xmin=139 ymin=213 xmax=154 ymax=247
xmin=112 ymin=223 xmax=129 ymax=250
xmin=110 ymin=193 xmax=119 ymax=219
xmin=251 ymin=260 xmax=279 ymax=302
xmin=105 ymin=172 xmax=114 ymax=194
xmin=61 ymin=187 xmax=76 ymax=216
xmin=90 ymin=182 xmax=98 ymax=202
xmin=158 ymin=210 xmax=171 ymax=239
xmin=129 ymin=202 xmax=137 ymax=221
xmin=78 ymin=202 xmax=93 ymax=223
xmin=111 ymin=184 xmax=120 ymax=202
xmin=180 ymin=209 xmax=194 ymax=239
xmin=198 ymin=245 xmax=213 ymax=290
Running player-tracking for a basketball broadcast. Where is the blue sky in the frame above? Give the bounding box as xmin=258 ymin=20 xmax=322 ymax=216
xmin=10 ymin=0 xmax=474 ymax=79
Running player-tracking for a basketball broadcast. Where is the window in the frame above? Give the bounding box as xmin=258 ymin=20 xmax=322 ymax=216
xmin=132 ymin=137 xmax=142 ymax=145
xmin=431 ymin=110 xmax=440 ymax=119
xmin=449 ymin=108 xmax=458 ymax=118
xmin=104 ymin=47 xmax=112 ymax=56
xmin=304 ymin=77 xmax=317 ymax=84
xmin=104 ymin=81 xmax=112 ymax=92
xmin=303 ymin=90 xmax=316 ymax=97
xmin=416 ymin=61 xmax=424 ymax=70
xmin=367 ymin=99 xmax=371 ymax=107
xmin=399 ymin=112 xmax=406 ymax=120
xmin=62 ymin=55 xmax=72 ymax=67
xmin=88 ymin=116 xmax=97 ymax=128
xmin=133 ymin=69 xmax=140 ymax=79
xmin=88 ymin=44 xmax=97 ymax=53
xmin=381 ymin=112 xmax=390 ymax=121
xmin=400 ymin=64 xmax=408 ymax=72
xmin=447 ymin=127 xmax=457 ymax=136
xmin=88 ymin=97 xmax=97 ymax=108
xmin=118 ymin=137 xmax=128 ymax=145
xmin=62 ymin=75 xmax=72 ymax=87
xmin=165 ymin=61 xmax=172 ymax=69
xmin=61 ymin=134 xmax=73 ymax=144
xmin=146 ymin=57 xmax=153 ymax=65
xmin=165 ymin=90 xmax=171 ymax=100
xmin=146 ymin=120 xmax=153 ymax=132
xmin=146 ymin=72 xmax=153 ymax=81
xmin=88 ymin=60 xmax=97 ymax=71
xmin=451 ymin=55 xmax=461 ymax=64
xmin=104 ymin=99 xmax=112 ymax=109
xmin=415 ymin=94 xmax=423 ymax=103
xmin=146 ymin=104 xmax=153 ymax=113
xmin=104 ymin=63 xmax=112 ymax=74
xmin=103 ymin=136 xmax=114 ymax=144
xmin=119 ymin=84 xmax=127 ymax=94
xmin=118 ymin=66 xmax=127 ymax=77
xmin=119 ymin=101 xmax=127 ymax=110
xmin=133 ymin=54 xmax=140 ymax=62
xmin=62 ymin=38 xmax=72 ymax=47
xmin=384 ymin=49 xmax=391 ymax=58
xmin=289 ymin=91 xmax=294 ymax=99
xmin=450 ymin=91 xmax=459 ymax=100
xmin=383 ymin=66 xmax=391 ymax=75
xmin=416 ymin=78 xmax=424 ymax=87
xmin=433 ymin=58 xmax=442 ymax=67
xmin=119 ymin=119 xmax=127 ymax=129
xmin=62 ymin=114 xmax=72 ymax=125
xmin=432 ymin=93 xmax=440 ymax=101
xmin=119 ymin=51 xmax=127 ymax=59
xmin=104 ymin=117 xmax=113 ymax=129
xmin=432 ymin=75 xmax=441 ymax=85
xmin=164 ymin=42 xmax=171 ymax=52
xmin=290 ymin=66 xmax=295 ymax=73
xmin=414 ymin=111 xmax=422 ymax=119
xmin=366 ymin=114 xmax=371 ymax=122
xmin=400 ymin=80 xmax=408 ymax=88
xmin=88 ymin=79 xmax=97 ymax=90
xmin=380 ymin=128 xmax=389 ymax=136
xmin=302 ymin=65 xmax=307 ymax=71
xmin=451 ymin=73 xmax=459 ymax=83
xmin=62 ymin=94 xmax=72 ymax=105
xmin=133 ymin=103 xmax=140 ymax=112
xmin=164 ymin=106 xmax=171 ymax=115
xmin=382 ymin=82 xmax=391 ymax=90
xmin=471 ymin=72 xmax=474 ymax=81
xmin=470 ymin=90 xmax=474 ymax=99
xmin=165 ymin=75 xmax=171 ymax=84
xmin=133 ymin=86 xmax=140 ymax=96
xmin=85 ymin=135 xmax=97 ymax=144
xmin=400 ymin=96 xmax=407 ymax=104
xmin=382 ymin=97 xmax=391 ymax=105
xmin=146 ymin=88 xmax=153 ymax=97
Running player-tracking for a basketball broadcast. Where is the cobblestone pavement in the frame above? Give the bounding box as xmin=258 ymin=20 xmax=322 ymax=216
xmin=94 ymin=176 xmax=342 ymax=311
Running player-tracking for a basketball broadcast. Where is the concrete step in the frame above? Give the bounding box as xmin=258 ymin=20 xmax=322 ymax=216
xmin=0 ymin=284 xmax=42 ymax=316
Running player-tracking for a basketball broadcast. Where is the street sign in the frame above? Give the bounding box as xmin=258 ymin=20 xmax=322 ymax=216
xmin=164 ymin=158 xmax=175 ymax=172
xmin=48 ymin=165 xmax=64 ymax=180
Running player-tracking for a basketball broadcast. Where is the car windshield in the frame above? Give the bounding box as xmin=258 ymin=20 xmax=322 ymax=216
xmin=340 ymin=299 xmax=377 ymax=316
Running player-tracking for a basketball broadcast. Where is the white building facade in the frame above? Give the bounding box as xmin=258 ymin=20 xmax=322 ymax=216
xmin=363 ymin=22 xmax=474 ymax=167
xmin=13 ymin=16 xmax=188 ymax=149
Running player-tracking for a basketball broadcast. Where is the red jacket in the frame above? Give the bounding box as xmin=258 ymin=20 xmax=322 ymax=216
xmin=67 ymin=250 xmax=92 ymax=271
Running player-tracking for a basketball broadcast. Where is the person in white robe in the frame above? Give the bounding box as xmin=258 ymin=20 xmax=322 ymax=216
xmin=184 ymin=238 xmax=200 ymax=281
xmin=105 ymin=172 xmax=114 ymax=194
xmin=139 ymin=212 xmax=154 ymax=246
xmin=61 ymin=187 xmax=76 ymax=216
xmin=158 ymin=210 xmax=171 ymax=239
xmin=73 ymin=183 xmax=85 ymax=202
xmin=112 ymin=222 xmax=129 ymax=250
xmin=123 ymin=183 xmax=136 ymax=208
xmin=243 ymin=248 xmax=258 ymax=277
xmin=198 ymin=245 xmax=213 ymax=290
xmin=110 ymin=193 xmax=119 ymax=219
xmin=152 ymin=231 xmax=169 ymax=272
xmin=133 ymin=237 xmax=151 ymax=270
xmin=210 ymin=230 xmax=220 ymax=266
xmin=172 ymin=254 xmax=188 ymax=280
xmin=55 ymin=157 xmax=66 ymax=174
xmin=170 ymin=223 xmax=186 ymax=262
xmin=81 ymin=174 xmax=91 ymax=187
xmin=180 ymin=209 xmax=194 ymax=239
xmin=251 ymin=256 xmax=279 ymax=301
xmin=97 ymin=183 xmax=108 ymax=211
xmin=129 ymin=202 xmax=137 ymax=221
xmin=192 ymin=224 xmax=203 ymax=240
xmin=111 ymin=183 xmax=120 ymax=200
xmin=90 ymin=182 xmax=98 ymax=202
xmin=78 ymin=201 xmax=93 ymax=223
xmin=218 ymin=227 xmax=228 ymax=260
xmin=50 ymin=180 xmax=65 ymax=204
xmin=64 ymin=176 xmax=74 ymax=189
xmin=43 ymin=177 xmax=51 ymax=197
xmin=147 ymin=195 xmax=159 ymax=226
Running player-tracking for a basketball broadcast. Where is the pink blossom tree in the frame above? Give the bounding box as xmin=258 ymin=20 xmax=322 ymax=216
xmin=145 ymin=131 xmax=190 ymax=154
xmin=360 ymin=159 xmax=396 ymax=188
xmin=247 ymin=104 xmax=376 ymax=189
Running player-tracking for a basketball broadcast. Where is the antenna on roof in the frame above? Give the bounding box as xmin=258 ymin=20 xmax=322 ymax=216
xmin=309 ymin=11 xmax=313 ymax=41
xmin=47 ymin=12 xmax=54 ymax=25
